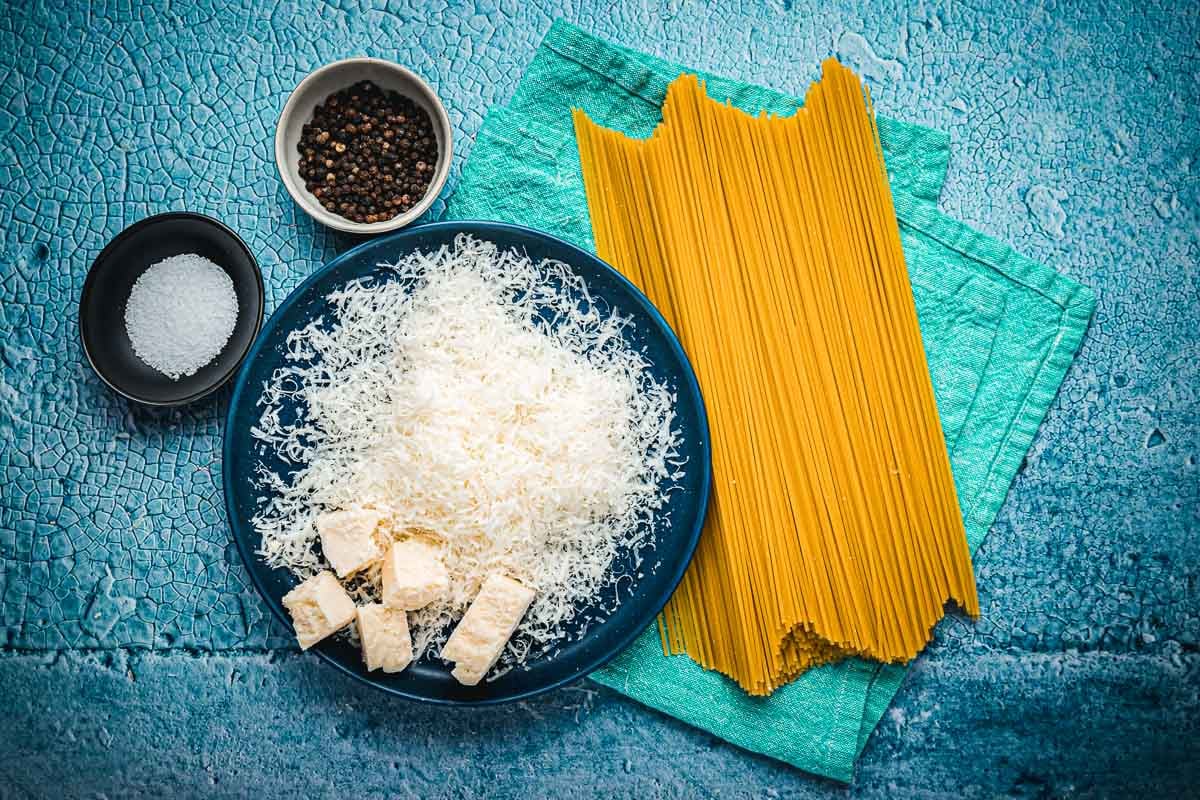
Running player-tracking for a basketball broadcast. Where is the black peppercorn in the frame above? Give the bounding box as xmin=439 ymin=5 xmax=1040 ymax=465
xmin=297 ymin=80 xmax=440 ymax=223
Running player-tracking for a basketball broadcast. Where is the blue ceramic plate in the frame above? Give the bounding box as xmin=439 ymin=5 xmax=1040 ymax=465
xmin=223 ymin=221 xmax=711 ymax=704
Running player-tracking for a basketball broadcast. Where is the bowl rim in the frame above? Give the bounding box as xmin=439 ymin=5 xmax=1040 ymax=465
xmin=222 ymin=220 xmax=713 ymax=705
xmin=79 ymin=210 xmax=266 ymax=407
xmin=274 ymin=57 xmax=454 ymax=234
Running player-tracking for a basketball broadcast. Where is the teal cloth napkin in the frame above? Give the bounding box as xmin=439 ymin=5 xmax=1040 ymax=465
xmin=444 ymin=20 xmax=1095 ymax=783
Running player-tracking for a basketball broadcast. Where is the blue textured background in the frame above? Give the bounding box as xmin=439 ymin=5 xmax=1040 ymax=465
xmin=1 ymin=0 xmax=1196 ymax=796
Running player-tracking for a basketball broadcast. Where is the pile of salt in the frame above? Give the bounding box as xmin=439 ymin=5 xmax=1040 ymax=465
xmin=124 ymin=253 xmax=239 ymax=380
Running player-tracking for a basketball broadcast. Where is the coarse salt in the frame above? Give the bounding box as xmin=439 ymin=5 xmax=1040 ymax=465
xmin=124 ymin=253 xmax=239 ymax=380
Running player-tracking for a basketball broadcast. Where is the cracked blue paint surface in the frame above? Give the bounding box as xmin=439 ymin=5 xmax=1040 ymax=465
xmin=0 ymin=0 xmax=1196 ymax=796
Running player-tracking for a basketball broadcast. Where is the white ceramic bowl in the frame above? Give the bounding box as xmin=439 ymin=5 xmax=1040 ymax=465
xmin=275 ymin=58 xmax=453 ymax=234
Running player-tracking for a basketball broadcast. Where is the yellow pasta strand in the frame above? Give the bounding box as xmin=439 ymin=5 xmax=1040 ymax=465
xmin=573 ymin=60 xmax=979 ymax=695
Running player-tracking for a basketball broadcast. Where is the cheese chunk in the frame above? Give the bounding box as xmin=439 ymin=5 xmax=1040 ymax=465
xmin=381 ymin=539 xmax=450 ymax=610
xmin=282 ymin=571 xmax=356 ymax=650
xmin=441 ymin=574 xmax=535 ymax=686
xmin=356 ymin=603 xmax=413 ymax=673
xmin=317 ymin=508 xmax=384 ymax=577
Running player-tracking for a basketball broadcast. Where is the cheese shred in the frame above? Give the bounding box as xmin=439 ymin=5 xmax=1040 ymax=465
xmin=251 ymin=235 xmax=681 ymax=671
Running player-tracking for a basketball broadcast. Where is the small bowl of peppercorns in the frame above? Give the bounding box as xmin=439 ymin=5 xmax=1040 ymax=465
xmin=275 ymin=58 xmax=452 ymax=233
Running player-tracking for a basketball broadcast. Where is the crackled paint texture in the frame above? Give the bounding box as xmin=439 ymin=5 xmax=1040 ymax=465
xmin=0 ymin=0 xmax=1196 ymax=796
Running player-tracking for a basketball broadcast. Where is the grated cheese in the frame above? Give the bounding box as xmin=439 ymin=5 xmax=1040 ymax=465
xmin=251 ymin=235 xmax=682 ymax=672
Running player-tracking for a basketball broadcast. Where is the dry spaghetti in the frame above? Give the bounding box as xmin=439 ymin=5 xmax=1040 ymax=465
xmin=574 ymin=60 xmax=979 ymax=696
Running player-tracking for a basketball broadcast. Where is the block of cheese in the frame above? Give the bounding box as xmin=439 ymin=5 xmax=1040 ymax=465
xmin=381 ymin=539 xmax=450 ymax=610
xmin=317 ymin=508 xmax=384 ymax=578
xmin=441 ymin=574 xmax=535 ymax=686
xmin=282 ymin=571 xmax=356 ymax=650
xmin=356 ymin=603 xmax=414 ymax=673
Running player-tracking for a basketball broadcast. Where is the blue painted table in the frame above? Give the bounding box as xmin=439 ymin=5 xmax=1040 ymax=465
xmin=1 ymin=0 xmax=1196 ymax=796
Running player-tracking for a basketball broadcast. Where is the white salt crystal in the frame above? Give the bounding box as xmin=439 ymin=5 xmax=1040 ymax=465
xmin=124 ymin=253 xmax=239 ymax=380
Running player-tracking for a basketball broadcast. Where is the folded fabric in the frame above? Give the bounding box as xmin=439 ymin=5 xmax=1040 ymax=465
xmin=443 ymin=19 xmax=1094 ymax=782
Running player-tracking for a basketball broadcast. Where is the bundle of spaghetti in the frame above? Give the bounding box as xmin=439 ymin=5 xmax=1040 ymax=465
xmin=573 ymin=59 xmax=979 ymax=696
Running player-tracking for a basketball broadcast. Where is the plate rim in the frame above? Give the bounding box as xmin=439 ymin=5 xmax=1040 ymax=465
xmin=222 ymin=219 xmax=711 ymax=705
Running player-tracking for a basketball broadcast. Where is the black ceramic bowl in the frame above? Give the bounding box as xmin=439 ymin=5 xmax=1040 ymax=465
xmin=80 ymin=212 xmax=264 ymax=406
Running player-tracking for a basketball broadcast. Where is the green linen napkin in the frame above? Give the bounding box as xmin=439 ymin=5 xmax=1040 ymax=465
xmin=444 ymin=20 xmax=1095 ymax=783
